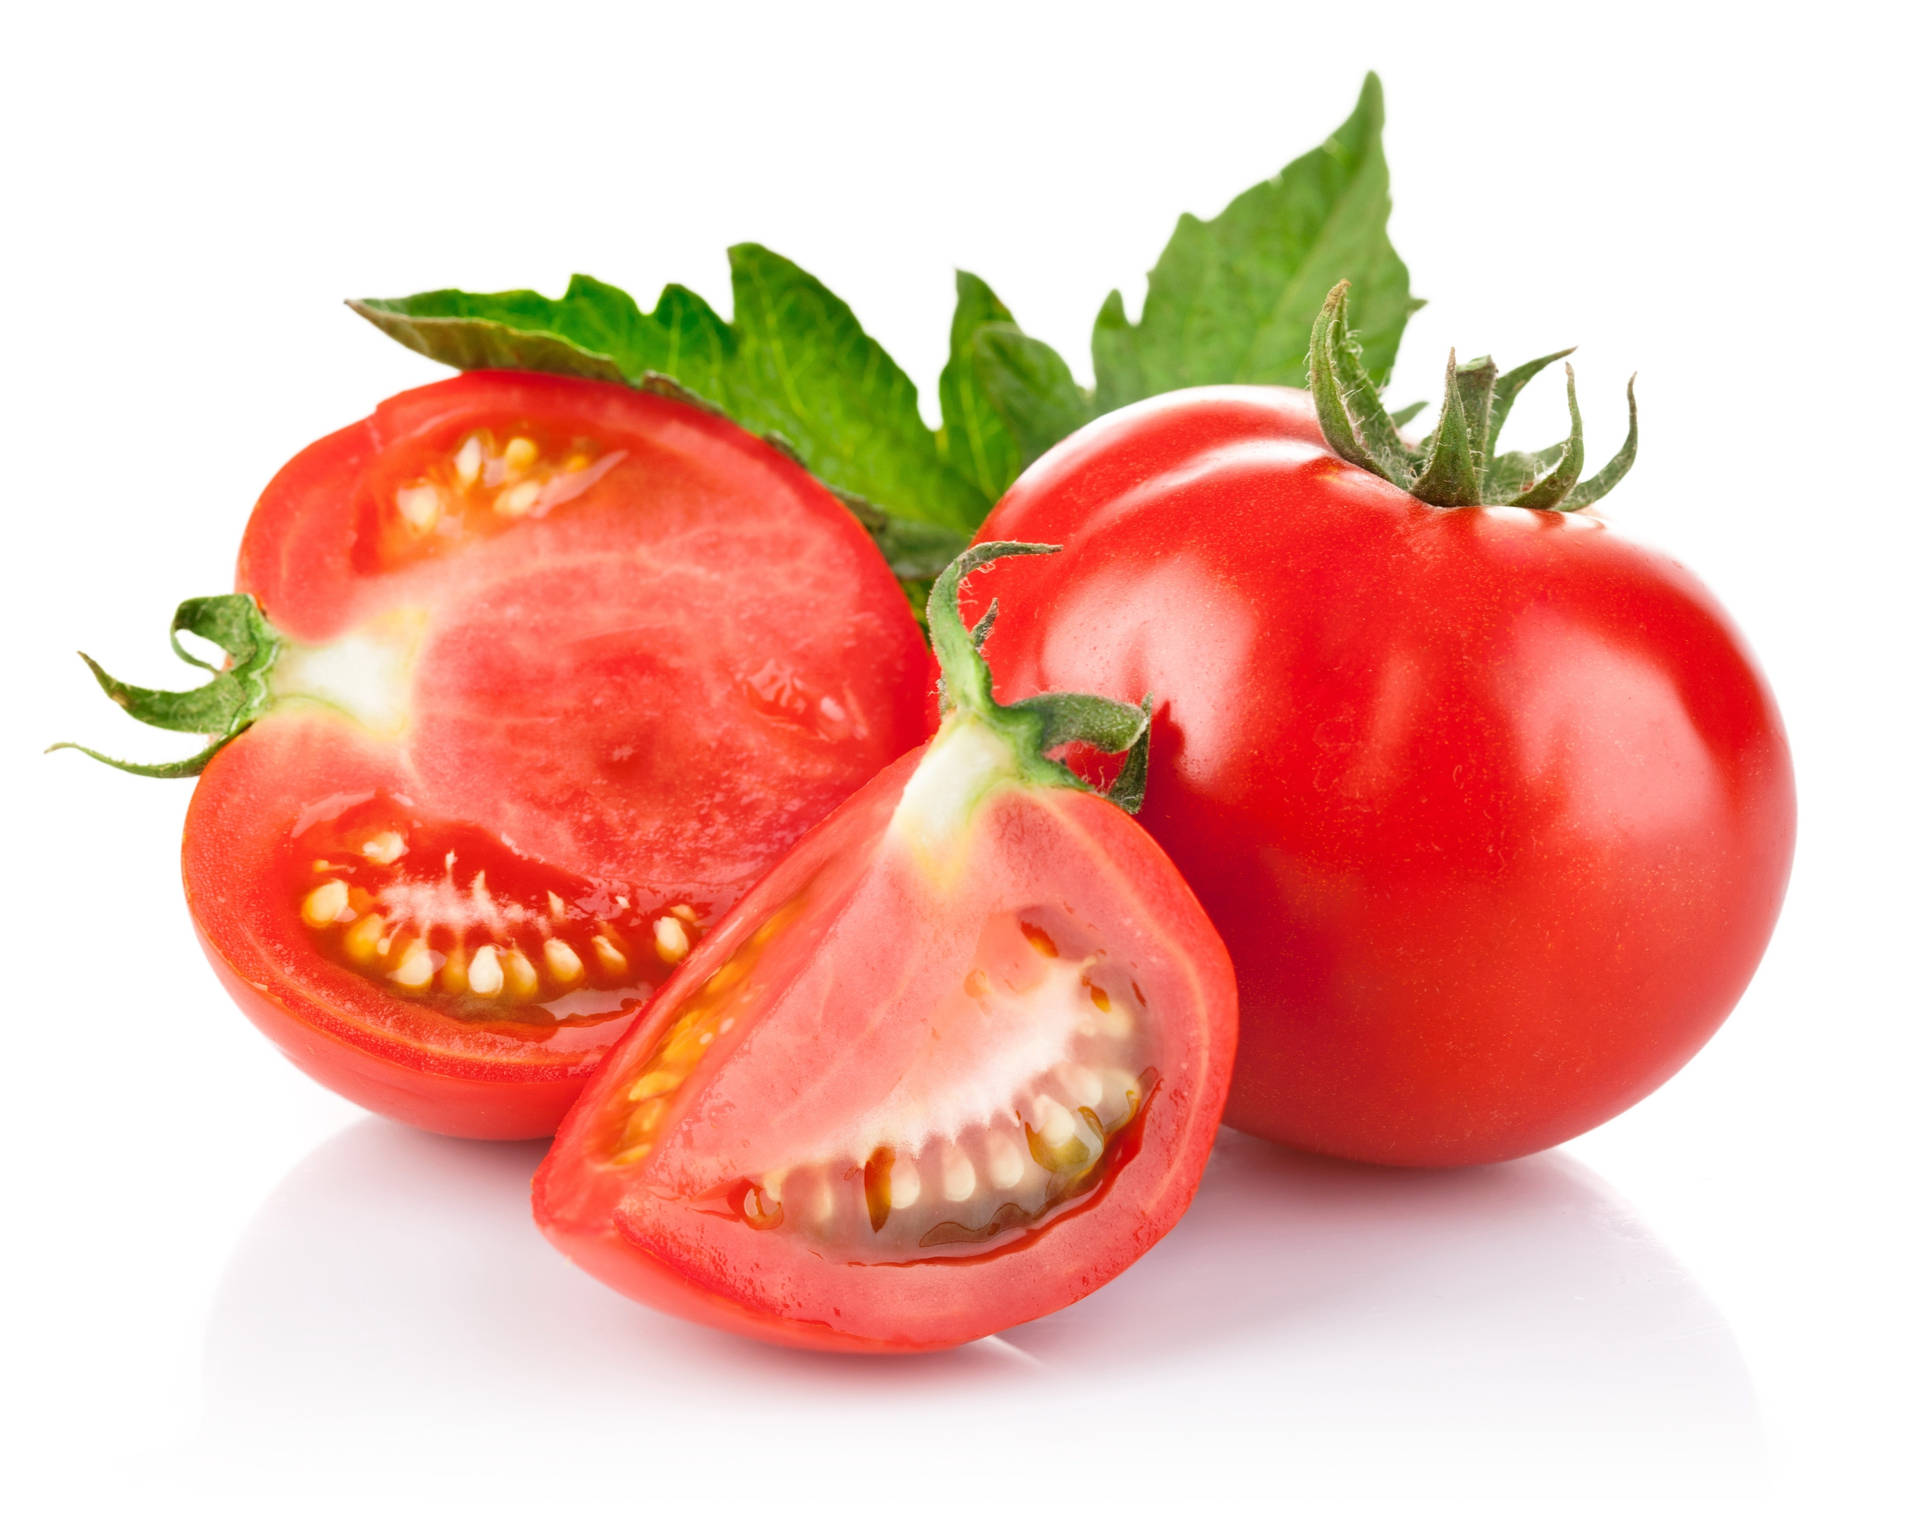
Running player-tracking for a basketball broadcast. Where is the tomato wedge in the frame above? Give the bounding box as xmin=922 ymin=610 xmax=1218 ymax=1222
xmin=70 ymin=371 xmax=929 ymax=1138
xmin=534 ymin=543 xmax=1236 ymax=1352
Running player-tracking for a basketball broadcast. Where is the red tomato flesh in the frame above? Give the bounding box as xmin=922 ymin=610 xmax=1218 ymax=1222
xmin=535 ymin=719 xmax=1237 ymax=1351
xmin=187 ymin=372 xmax=929 ymax=1138
xmin=966 ymin=387 xmax=1795 ymax=1167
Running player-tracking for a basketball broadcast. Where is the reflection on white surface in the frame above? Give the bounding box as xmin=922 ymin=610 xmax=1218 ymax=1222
xmin=194 ymin=1122 xmax=1765 ymax=1510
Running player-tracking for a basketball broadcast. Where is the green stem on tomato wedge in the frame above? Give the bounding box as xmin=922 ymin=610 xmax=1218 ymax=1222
xmin=1308 ymin=279 xmax=1639 ymax=512
xmin=49 ymin=594 xmax=285 ymax=776
xmin=925 ymin=542 xmax=1151 ymax=815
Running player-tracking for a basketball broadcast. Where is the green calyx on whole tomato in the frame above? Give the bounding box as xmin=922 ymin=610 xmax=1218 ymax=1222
xmin=59 ymin=371 xmax=931 ymax=1138
xmin=963 ymin=286 xmax=1795 ymax=1168
xmin=534 ymin=543 xmax=1237 ymax=1353
xmin=1309 ymin=279 xmax=1638 ymax=512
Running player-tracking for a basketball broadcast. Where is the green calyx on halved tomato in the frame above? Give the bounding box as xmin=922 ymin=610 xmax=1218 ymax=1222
xmin=961 ymin=290 xmax=1794 ymax=1168
xmin=534 ymin=543 xmax=1237 ymax=1353
xmin=55 ymin=594 xmax=282 ymax=777
xmin=58 ymin=371 xmax=932 ymax=1138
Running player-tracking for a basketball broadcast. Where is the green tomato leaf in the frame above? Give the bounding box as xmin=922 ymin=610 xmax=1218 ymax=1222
xmin=354 ymin=76 xmax=1423 ymax=582
xmin=1091 ymin=72 xmax=1414 ymax=412
xmin=724 ymin=245 xmax=984 ymax=531
xmin=936 ymin=272 xmax=1025 ymax=502
xmin=973 ymin=323 xmax=1095 ymax=472
xmin=936 ymin=273 xmax=1094 ymax=494
xmin=351 ymin=276 xmax=641 ymax=385
xmin=355 ymin=251 xmax=989 ymax=532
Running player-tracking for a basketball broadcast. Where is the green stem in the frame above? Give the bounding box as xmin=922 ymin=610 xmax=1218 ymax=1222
xmin=927 ymin=542 xmax=1152 ymax=812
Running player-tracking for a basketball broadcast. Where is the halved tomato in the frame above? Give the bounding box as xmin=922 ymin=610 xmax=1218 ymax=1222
xmin=74 ymin=371 xmax=930 ymax=1138
xmin=534 ymin=544 xmax=1237 ymax=1352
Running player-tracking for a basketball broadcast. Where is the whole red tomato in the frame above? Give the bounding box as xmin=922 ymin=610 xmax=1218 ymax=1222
xmin=965 ymin=310 xmax=1794 ymax=1166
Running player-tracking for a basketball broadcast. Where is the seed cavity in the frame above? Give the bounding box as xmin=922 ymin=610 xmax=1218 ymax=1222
xmin=800 ymin=1170 xmax=836 ymax=1227
xmin=1031 ymin=1094 xmax=1076 ymax=1147
xmin=889 ymin=1153 xmax=922 ymax=1211
xmin=342 ymin=913 xmax=386 ymax=963
xmin=1026 ymin=1102 xmax=1095 ymax=1175
xmin=709 ymin=910 xmax=1153 ymax=1261
xmin=1021 ymin=922 xmax=1059 ymax=958
xmin=654 ymin=916 xmax=690 ymax=964
xmin=592 ymin=933 xmax=628 ymax=977
xmin=453 ymin=435 xmax=484 ymax=487
xmin=293 ymin=811 xmax=705 ymax=1020
xmin=389 ymin=938 xmax=434 ymax=989
xmin=467 ymin=943 xmax=504 ymax=997
xmin=941 ymin=1146 xmax=977 ymax=1202
xmin=301 ymin=879 xmax=350 ymax=928
xmin=394 ymin=484 xmax=443 ymax=535
xmin=501 ymin=947 xmax=541 ymax=999
xmin=604 ymin=894 xmax=803 ymax=1166
xmin=863 ymin=1147 xmax=894 ymax=1233
xmin=627 ymin=1069 xmax=681 ymax=1101
xmin=361 ymin=831 xmax=406 ymax=865
xmin=985 ymin=1129 xmax=1026 ymax=1189
xmin=740 ymin=1183 xmax=783 ymax=1229
xmin=380 ymin=429 xmax=618 ymax=563
xmin=544 ymin=937 xmax=584 ymax=985
xmin=494 ymin=479 xmax=542 ymax=518
xmin=1058 ymin=1062 xmax=1103 ymax=1109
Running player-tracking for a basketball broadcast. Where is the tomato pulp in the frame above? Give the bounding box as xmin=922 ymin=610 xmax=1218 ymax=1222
xmin=535 ymin=545 xmax=1237 ymax=1351
xmin=175 ymin=372 xmax=928 ymax=1137
xmin=966 ymin=386 xmax=1794 ymax=1166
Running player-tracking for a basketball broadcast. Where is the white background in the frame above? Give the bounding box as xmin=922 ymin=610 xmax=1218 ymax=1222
xmin=5 ymin=3 xmax=1915 ymax=1515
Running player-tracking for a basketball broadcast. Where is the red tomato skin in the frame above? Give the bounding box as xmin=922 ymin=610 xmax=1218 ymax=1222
xmin=182 ymin=372 xmax=931 ymax=1139
xmin=534 ymin=743 xmax=1238 ymax=1351
xmin=967 ymin=386 xmax=1795 ymax=1167
xmin=191 ymin=923 xmax=583 ymax=1137
xmin=184 ymin=713 xmax=615 ymax=1139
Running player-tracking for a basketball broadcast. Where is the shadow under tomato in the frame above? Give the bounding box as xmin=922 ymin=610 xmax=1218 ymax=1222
xmin=200 ymin=1121 xmax=1033 ymax=1409
xmin=1008 ymin=1132 xmax=1763 ymax=1435
xmin=195 ymin=1118 xmax=1763 ymax=1503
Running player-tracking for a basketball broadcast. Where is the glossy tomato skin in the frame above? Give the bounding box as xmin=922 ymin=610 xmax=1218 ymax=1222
xmin=535 ymin=734 xmax=1237 ymax=1351
xmin=186 ymin=372 xmax=930 ymax=1139
xmin=967 ymin=386 xmax=1794 ymax=1167
xmin=192 ymin=922 xmax=584 ymax=1135
xmin=184 ymin=713 xmax=604 ymax=1137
